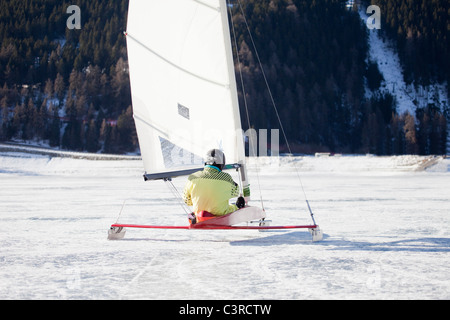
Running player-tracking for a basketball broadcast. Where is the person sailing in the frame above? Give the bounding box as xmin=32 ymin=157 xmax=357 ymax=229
xmin=183 ymin=149 xmax=246 ymax=224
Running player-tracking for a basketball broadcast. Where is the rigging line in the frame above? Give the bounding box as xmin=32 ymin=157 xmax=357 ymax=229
xmin=164 ymin=178 xmax=191 ymax=215
xmin=192 ymin=0 xmax=220 ymax=11
xmin=115 ymin=199 xmax=127 ymax=224
xmin=228 ymin=1 xmax=265 ymax=211
xmin=235 ymin=0 xmax=316 ymax=223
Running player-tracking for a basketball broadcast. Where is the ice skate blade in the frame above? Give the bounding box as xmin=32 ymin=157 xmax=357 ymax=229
xmin=108 ymin=226 xmax=126 ymax=240
xmin=309 ymin=226 xmax=323 ymax=242
xmin=248 ymin=219 xmax=272 ymax=232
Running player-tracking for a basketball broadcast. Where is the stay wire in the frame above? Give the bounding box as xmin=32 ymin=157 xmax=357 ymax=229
xmin=234 ymin=0 xmax=317 ymax=224
xmin=115 ymin=199 xmax=127 ymax=224
xmin=164 ymin=178 xmax=190 ymax=215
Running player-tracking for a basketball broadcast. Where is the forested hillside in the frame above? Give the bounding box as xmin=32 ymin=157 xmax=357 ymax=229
xmin=0 ymin=0 xmax=448 ymax=155
xmin=375 ymin=0 xmax=448 ymax=87
xmin=230 ymin=0 xmax=448 ymax=154
xmin=366 ymin=0 xmax=449 ymax=155
xmin=0 ymin=0 xmax=134 ymax=153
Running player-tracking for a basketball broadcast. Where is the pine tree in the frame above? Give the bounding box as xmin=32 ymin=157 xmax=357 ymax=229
xmin=116 ymin=106 xmax=136 ymax=152
xmin=403 ymin=112 xmax=418 ymax=154
xmin=48 ymin=102 xmax=60 ymax=147
xmin=35 ymin=98 xmax=48 ymax=140
xmin=0 ymin=95 xmax=7 ymax=141
xmin=100 ymin=119 xmax=112 ymax=153
xmin=54 ymin=73 xmax=65 ymax=104
xmin=44 ymin=78 xmax=54 ymax=99
xmin=111 ymin=58 xmax=130 ymax=115
xmin=85 ymin=119 xmax=99 ymax=152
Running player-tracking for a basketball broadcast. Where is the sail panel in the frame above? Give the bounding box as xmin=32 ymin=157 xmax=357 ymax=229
xmin=127 ymin=0 xmax=244 ymax=175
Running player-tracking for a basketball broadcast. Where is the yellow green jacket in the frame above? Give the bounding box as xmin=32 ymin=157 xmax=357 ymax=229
xmin=183 ymin=165 xmax=239 ymax=216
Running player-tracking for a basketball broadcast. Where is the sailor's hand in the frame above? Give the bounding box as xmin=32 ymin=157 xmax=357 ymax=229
xmin=236 ymin=196 xmax=246 ymax=209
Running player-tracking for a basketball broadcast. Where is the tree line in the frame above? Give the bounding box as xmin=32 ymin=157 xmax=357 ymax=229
xmin=229 ymin=0 xmax=447 ymax=155
xmin=374 ymin=0 xmax=449 ymax=89
xmin=0 ymin=0 xmax=136 ymax=153
xmin=0 ymin=0 xmax=448 ymax=155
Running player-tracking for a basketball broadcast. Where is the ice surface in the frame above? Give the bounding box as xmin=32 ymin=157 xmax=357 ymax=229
xmin=0 ymin=151 xmax=449 ymax=299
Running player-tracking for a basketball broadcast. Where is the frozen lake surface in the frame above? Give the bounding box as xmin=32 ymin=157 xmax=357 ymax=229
xmin=1 ymin=150 xmax=449 ymax=299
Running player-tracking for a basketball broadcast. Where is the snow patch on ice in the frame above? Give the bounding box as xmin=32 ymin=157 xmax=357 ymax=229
xmin=1 ymin=147 xmax=447 ymax=179
xmin=247 ymin=155 xmax=447 ymax=174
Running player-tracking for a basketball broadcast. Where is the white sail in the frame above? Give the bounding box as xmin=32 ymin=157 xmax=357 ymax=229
xmin=126 ymin=0 xmax=246 ymax=181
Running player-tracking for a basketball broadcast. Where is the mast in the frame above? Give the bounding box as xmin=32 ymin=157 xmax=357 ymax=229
xmin=219 ymin=0 xmax=250 ymax=199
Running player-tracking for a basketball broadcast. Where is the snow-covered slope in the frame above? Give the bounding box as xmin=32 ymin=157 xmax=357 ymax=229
xmin=358 ymin=7 xmax=450 ymax=155
xmin=0 ymin=143 xmax=140 ymax=161
xmin=359 ymin=9 xmax=449 ymax=117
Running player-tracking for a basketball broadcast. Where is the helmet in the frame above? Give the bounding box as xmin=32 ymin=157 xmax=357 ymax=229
xmin=205 ymin=149 xmax=226 ymax=170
